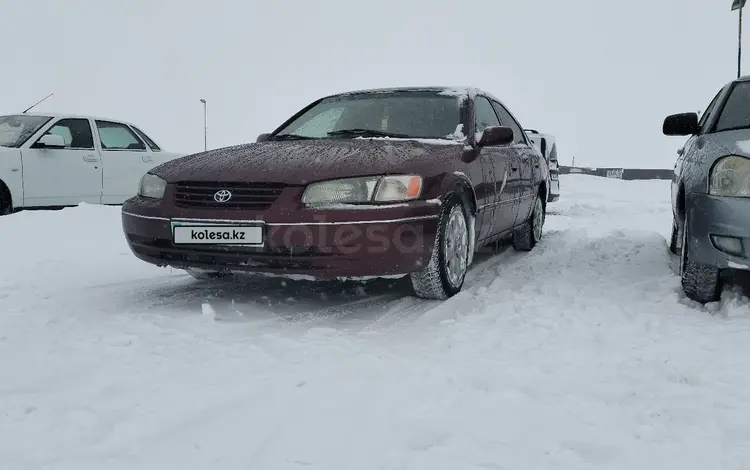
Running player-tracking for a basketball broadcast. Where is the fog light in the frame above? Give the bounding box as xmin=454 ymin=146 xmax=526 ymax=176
xmin=710 ymin=235 xmax=744 ymax=256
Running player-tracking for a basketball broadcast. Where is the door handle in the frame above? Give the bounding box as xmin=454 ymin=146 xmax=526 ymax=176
xmin=82 ymin=155 xmax=99 ymax=163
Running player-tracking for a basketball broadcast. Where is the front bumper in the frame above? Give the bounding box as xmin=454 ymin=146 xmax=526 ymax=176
xmin=121 ymin=196 xmax=442 ymax=278
xmin=685 ymin=191 xmax=750 ymax=270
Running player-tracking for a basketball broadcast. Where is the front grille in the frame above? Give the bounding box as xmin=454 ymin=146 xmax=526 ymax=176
xmin=174 ymin=181 xmax=287 ymax=209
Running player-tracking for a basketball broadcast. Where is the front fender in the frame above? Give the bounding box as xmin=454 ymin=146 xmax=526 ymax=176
xmin=682 ymin=135 xmax=732 ymax=196
xmin=431 ymin=169 xmax=478 ymax=216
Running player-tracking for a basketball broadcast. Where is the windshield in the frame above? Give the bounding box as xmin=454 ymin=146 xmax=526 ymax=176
xmin=0 ymin=115 xmax=53 ymax=147
xmin=274 ymin=91 xmax=463 ymax=140
xmin=714 ymin=81 xmax=750 ymax=133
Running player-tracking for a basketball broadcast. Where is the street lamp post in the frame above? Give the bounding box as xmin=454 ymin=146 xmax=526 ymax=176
xmin=200 ymin=98 xmax=207 ymax=151
xmin=732 ymin=0 xmax=747 ymax=78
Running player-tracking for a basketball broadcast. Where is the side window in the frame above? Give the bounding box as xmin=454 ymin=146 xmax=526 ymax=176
xmin=474 ymin=96 xmax=501 ymax=136
xmin=131 ymin=125 xmax=161 ymax=151
xmin=491 ymin=101 xmax=525 ymax=145
xmin=549 ymin=142 xmax=558 ymax=162
xmin=96 ymin=120 xmax=147 ymax=151
xmin=698 ymin=88 xmax=724 ymax=131
xmin=35 ymin=118 xmax=94 ymax=150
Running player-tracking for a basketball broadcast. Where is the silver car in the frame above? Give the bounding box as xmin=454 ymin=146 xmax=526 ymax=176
xmin=664 ymin=75 xmax=750 ymax=303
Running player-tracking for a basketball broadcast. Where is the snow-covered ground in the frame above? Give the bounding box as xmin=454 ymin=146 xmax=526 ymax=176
xmin=2 ymin=174 xmax=750 ymax=470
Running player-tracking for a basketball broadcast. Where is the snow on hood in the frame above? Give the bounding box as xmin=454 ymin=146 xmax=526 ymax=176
xmin=736 ymin=139 xmax=750 ymax=154
xmin=149 ymin=138 xmax=465 ymax=185
xmin=712 ymin=128 xmax=750 ymax=156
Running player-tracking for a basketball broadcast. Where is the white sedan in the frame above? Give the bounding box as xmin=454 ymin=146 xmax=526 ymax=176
xmin=0 ymin=113 xmax=183 ymax=214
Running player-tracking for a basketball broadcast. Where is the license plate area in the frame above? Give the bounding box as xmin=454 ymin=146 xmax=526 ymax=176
xmin=171 ymin=221 xmax=264 ymax=246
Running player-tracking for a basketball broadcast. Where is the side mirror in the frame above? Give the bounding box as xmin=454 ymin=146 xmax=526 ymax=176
xmin=477 ymin=126 xmax=514 ymax=147
xmin=36 ymin=134 xmax=66 ymax=148
xmin=256 ymin=133 xmax=271 ymax=143
xmin=663 ymin=113 xmax=699 ymax=136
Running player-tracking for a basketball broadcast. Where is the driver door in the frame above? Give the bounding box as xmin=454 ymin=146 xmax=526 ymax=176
xmin=20 ymin=117 xmax=103 ymax=207
xmin=474 ymin=96 xmax=517 ymax=237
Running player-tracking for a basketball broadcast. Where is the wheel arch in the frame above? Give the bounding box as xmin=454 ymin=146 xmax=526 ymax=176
xmin=442 ymin=171 xmax=477 ymax=217
xmin=0 ymin=178 xmax=12 ymax=213
xmin=538 ymin=180 xmax=547 ymax=207
xmin=676 ymin=181 xmax=686 ymax=222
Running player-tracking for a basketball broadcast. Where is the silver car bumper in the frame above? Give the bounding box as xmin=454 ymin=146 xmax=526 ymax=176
xmin=685 ymin=191 xmax=750 ymax=270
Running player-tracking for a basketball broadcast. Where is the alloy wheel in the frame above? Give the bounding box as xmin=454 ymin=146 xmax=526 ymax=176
xmin=444 ymin=206 xmax=469 ymax=288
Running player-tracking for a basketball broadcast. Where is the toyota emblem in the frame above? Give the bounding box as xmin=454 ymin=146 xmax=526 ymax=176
xmin=213 ymin=189 xmax=232 ymax=202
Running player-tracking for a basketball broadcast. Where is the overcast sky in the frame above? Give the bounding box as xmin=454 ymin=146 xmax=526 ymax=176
xmin=2 ymin=0 xmax=745 ymax=168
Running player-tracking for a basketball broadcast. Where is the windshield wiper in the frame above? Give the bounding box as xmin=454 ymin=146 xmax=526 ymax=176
xmin=327 ymin=128 xmax=412 ymax=139
xmin=271 ymin=134 xmax=316 ymax=141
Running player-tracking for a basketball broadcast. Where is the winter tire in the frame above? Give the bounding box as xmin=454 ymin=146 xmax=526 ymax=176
xmin=513 ymin=192 xmax=545 ymax=251
xmin=185 ymin=267 xmax=233 ymax=281
xmin=410 ymin=192 xmax=470 ymax=300
xmin=680 ymin=212 xmax=720 ymax=303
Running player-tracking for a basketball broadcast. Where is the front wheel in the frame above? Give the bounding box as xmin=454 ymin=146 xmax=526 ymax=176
xmin=680 ymin=212 xmax=720 ymax=303
xmin=410 ymin=192 xmax=470 ymax=300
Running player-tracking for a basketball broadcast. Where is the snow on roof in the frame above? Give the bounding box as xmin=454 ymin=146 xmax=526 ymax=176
xmin=331 ymin=86 xmax=485 ymax=100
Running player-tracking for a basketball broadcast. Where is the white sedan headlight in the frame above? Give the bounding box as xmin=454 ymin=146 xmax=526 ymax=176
xmin=709 ymin=155 xmax=750 ymax=197
xmin=302 ymin=175 xmax=423 ymax=206
xmin=138 ymin=173 xmax=167 ymax=199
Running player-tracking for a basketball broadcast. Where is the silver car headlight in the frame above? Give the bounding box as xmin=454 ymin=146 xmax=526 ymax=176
xmin=138 ymin=173 xmax=167 ymax=199
xmin=301 ymin=175 xmax=423 ymax=206
xmin=709 ymin=155 xmax=750 ymax=197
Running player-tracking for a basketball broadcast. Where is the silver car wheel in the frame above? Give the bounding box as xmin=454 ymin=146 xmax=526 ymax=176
xmin=444 ymin=205 xmax=469 ymax=288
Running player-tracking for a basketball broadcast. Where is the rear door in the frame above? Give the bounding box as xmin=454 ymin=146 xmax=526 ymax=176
xmin=95 ymin=120 xmax=156 ymax=204
xmin=20 ymin=117 xmax=103 ymax=207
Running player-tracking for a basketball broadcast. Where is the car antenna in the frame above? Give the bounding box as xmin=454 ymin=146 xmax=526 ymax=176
xmin=21 ymin=92 xmax=54 ymax=114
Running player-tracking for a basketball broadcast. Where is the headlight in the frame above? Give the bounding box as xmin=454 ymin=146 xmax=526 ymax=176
xmin=709 ymin=155 xmax=750 ymax=197
xmin=138 ymin=173 xmax=167 ymax=199
xmin=301 ymin=175 xmax=423 ymax=206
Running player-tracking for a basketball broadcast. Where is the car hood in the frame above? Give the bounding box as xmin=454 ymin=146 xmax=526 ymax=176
xmin=713 ymin=129 xmax=750 ymax=157
xmin=150 ymin=138 xmax=466 ymax=184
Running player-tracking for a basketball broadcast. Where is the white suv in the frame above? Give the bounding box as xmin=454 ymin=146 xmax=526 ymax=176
xmin=0 ymin=113 xmax=183 ymax=214
xmin=524 ymin=129 xmax=560 ymax=203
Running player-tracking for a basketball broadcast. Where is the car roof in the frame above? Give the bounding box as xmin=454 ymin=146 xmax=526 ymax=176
xmin=324 ymin=86 xmax=518 ymax=113
xmin=328 ymin=86 xmax=486 ymax=99
xmin=1 ymin=112 xmax=141 ymax=127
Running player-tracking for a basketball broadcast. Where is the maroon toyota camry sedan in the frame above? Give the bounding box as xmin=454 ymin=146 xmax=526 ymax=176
xmin=121 ymin=87 xmax=548 ymax=299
